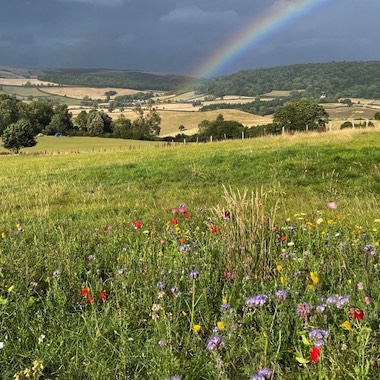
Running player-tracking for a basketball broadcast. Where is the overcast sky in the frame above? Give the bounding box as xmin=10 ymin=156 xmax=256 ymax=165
xmin=1 ymin=0 xmax=379 ymax=77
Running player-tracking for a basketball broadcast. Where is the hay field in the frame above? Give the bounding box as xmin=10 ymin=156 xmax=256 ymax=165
xmin=41 ymin=86 xmax=145 ymax=100
xmin=158 ymin=109 xmax=273 ymax=136
xmin=0 ymin=78 xmax=56 ymax=86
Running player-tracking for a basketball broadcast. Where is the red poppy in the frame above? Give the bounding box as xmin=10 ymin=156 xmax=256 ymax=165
xmin=310 ymin=346 xmax=320 ymax=363
xmin=133 ymin=221 xmax=142 ymax=229
xmin=87 ymin=295 xmax=94 ymax=304
xmin=100 ymin=290 xmax=107 ymax=302
xmin=280 ymin=236 xmax=287 ymax=242
xmin=178 ymin=237 xmax=186 ymax=244
xmin=210 ymin=225 xmax=218 ymax=234
xmin=184 ymin=213 xmax=190 ymax=219
xmin=350 ymin=308 xmax=364 ymax=320
xmin=81 ymin=288 xmax=90 ymax=298
xmin=171 ymin=218 xmax=178 ymax=225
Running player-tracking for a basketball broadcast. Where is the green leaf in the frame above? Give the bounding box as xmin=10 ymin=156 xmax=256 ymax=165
xmin=0 ymin=297 xmax=8 ymax=305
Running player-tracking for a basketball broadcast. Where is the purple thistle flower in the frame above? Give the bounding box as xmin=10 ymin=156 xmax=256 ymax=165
xmin=246 ymin=294 xmax=268 ymax=308
xmin=251 ymin=368 xmax=272 ymax=380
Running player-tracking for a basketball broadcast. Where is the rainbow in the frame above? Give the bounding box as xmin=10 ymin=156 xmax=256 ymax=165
xmin=192 ymin=0 xmax=331 ymax=79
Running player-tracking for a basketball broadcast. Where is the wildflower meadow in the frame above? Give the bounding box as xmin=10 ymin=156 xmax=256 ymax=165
xmin=0 ymin=130 xmax=379 ymax=379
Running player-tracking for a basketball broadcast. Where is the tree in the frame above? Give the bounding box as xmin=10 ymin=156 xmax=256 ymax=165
xmin=0 ymin=94 xmax=21 ymax=134
xmin=2 ymin=119 xmax=37 ymax=153
xmin=112 ymin=115 xmax=132 ymax=139
xmin=374 ymin=111 xmax=380 ymax=121
xmin=87 ymin=112 xmax=105 ymax=136
xmin=45 ymin=104 xmax=73 ymax=135
xmin=273 ymin=99 xmax=329 ymax=132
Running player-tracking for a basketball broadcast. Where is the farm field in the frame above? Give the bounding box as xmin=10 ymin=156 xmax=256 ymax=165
xmin=0 ymin=129 xmax=379 ymax=378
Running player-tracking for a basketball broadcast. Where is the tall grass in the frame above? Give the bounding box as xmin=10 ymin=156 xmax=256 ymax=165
xmin=0 ymin=129 xmax=379 ymax=379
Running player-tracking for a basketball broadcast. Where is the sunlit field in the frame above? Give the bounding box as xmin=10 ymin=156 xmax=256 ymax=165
xmin=0 ymin=129 xmax=379 ymax=379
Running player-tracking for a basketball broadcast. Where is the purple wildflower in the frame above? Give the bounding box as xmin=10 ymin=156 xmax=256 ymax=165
xmin=251 ymin=368 xmax=272 ymax=380
xmin=326 ymin=296 xmax=338 ymax=305
xmin=246 ymin=294 xmax=268 ymax=308
xmin=316 ymin=304 xmax=327 ymax=313
xmin=206 ymin=335 xmax=224 ymax=351
xmin=275 ymin=290 xmax=287 ymax=300
xmin=177 ymin=244 xmax=191 ymax=252
xmin=189 ymin=270 xmax=200 ymax=279
xmin=336 ymin=295 xmax=350 ymax=308
xmin=364 ymin=244 xmax=376 ymax=256
xmin=296 ymin=302 xmax=312 ymax=319
xmin=308 ymin=329 xmax=330 ymax=342
xmin=156 ymin=281 xmax=165 ymax=289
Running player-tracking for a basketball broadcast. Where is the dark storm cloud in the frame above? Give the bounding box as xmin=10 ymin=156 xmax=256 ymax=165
xmin=0 ymin=0 xmax=379 ymax=76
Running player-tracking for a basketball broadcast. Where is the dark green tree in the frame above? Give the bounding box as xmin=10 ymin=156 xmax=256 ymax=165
xmin=273 ymin=99 xmax=329 ymax=132
xmin=374 ymin=111 xmax=380 ymax=121
xmin=45 ymin=104 xmax=73 ymax=135
xmin=75 ymin=110 xmax=88 ymax=131
xmin=87 ymin=112 xmax=105 ymax=136
xmin=2 ymin=119 xmax=36 ymax=153
xmin=112 ymin=115 xmax=133 ymax=139
xmin=0 ymin=94 xmax=21 ymax=134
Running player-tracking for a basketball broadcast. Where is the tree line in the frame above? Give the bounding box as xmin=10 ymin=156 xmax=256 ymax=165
xmin=194 ymin=61 xmax=380 ymax=100
xmin=0 ymin=94 xmax=161 ymax=153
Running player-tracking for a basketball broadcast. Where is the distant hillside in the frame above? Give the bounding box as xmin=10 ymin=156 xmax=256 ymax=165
xmin=37 ymin=68 xmax=193 ymax=92
xmin=194 ymin=61 xmax=380 ymax=100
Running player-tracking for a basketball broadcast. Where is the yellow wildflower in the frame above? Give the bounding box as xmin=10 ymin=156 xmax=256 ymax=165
xmin=327 ymin=219 xmax=335 ymax=225
xmin=192 ymin=324 xmax=201 ymax=334
xmin=316 ymin=218 xmax=324 ymax=225
xmin=276 ymin=264 xmax=282 ymax=273
xmin=280 ymin=276 xmax=286 ymax=285
xmin=222 ymin=297 xmax=227 ymax=304
xmin=1 ymin=232 xmax=6 ymax=239
xmin=341 ymin=320 xmax=352 ymax=331
xmin=310 ymin=272 xmax=319 ymax=284
xmin=181 ymin=311 xmax=187 ymax=317
xmin=217 ymin=321 xmax=225 ymax=330
xmin=306 ymin=284 xmax=314 ymax=291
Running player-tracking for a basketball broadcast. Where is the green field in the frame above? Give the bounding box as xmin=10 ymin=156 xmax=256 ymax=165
xmin=0 ymin=85 xmax=80 ymax=105
xmin=0 ymin=130 xmax=379 ymax=379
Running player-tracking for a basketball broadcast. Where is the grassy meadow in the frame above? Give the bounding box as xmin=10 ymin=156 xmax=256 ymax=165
xmin=0 ymin=129 xmax=379 ymax=379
